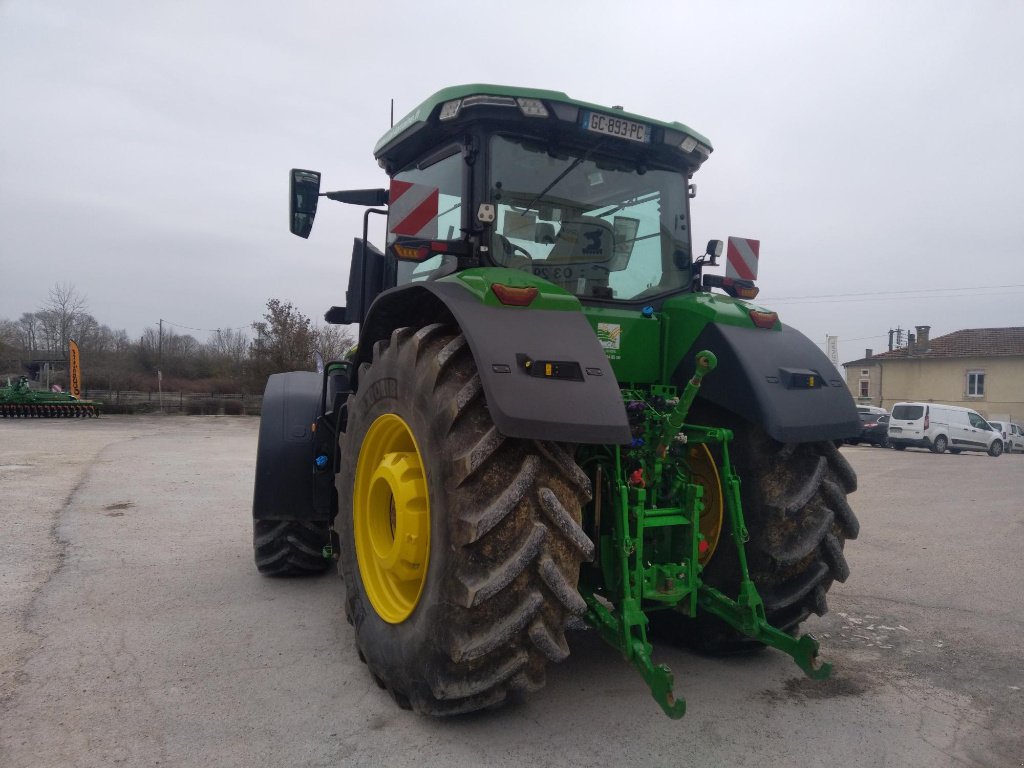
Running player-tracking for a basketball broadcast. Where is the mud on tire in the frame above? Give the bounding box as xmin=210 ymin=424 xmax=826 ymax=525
xmin=659 ymin=409 xmax=859 ymax=651
xmin=337 ymin=324 xmax=593 ymax=715
xmin=253 ymin=519 xmax=332 ymax=576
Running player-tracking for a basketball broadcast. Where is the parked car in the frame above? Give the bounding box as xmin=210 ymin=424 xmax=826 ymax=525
xmin=888 ymin=402 xmax=1004 ymax=456
xmin=857 ymin=405 xmax=888 ymax=416
xmin=1008 ymin=422 xmax=1024 ymax=453
xmin=850 ymin=411 xmax=890 ymax=447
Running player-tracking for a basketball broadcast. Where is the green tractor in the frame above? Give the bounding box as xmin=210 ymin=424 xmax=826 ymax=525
xmin=252 ymin=84 xmax=859 ymax=718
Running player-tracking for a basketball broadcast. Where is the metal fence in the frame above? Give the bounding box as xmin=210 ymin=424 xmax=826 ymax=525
xmin=83 ymin=390 xmax=263 ymax=415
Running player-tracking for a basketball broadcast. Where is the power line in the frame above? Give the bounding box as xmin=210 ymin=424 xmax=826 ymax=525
xmin=161 ymin=319 xmax=251 ymax=334
xmin=764 ymin=283 xmax=1024 ymax=304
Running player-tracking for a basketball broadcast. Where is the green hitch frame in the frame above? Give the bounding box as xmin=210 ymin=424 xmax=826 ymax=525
xmin=657 ymin=349 xmax=717 ymax=457
xmin=581 ymin=350 xmax=833 ymax=719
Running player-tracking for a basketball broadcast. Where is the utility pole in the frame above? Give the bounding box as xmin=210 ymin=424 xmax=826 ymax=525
xmin=158 ymin=319 xmax=164 ymax=412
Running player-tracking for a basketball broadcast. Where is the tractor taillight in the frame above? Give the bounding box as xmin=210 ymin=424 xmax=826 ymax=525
xmin=702 ymin=274 xmax=759 ymax=299
xmin=749 ymin=310 xmax=778 ymax=329
xmin=924 ymin=409 xmax=929 ymax=430
xmin=491 ymin=284 xmax=538 ymax=306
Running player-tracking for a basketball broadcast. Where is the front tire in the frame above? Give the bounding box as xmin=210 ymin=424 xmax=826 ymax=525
xmin=337 ymin=325 xmax=593 ymax=715
xmin=989 ymin=440 xmax=1003 ymax=457
xmin=253 ymin=519 xmax=331 ymax=575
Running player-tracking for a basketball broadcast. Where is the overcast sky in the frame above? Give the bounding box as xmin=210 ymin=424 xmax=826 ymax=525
xmin=2 ymin=1 xmax=1023 ymax=366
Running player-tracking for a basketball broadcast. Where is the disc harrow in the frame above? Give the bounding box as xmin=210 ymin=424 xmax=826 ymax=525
xmin=0 ymin=377 xmax=101 ymax=419
xmin=0 ymin=402 xmax=100 ymax=418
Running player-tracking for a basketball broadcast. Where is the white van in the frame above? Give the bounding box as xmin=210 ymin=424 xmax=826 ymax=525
xmin=988 ymin=420 xmax=1011 ymax=447
xmin=1009 ymin=422 xmax=1024 ymax=453
xmin=888 ymin=402 xmax=1004 ymax=456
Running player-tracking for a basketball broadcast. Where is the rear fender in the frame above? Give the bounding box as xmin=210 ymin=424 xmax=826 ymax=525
xmin=252 ymin=371 xmax=336 ymax=521
xmin=359 ymin=275 xmax=631 ymax=444
xmin=678 ymin=322 xmax=859 ymax=443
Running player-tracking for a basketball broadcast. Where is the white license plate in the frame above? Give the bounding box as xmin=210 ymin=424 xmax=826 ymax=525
xmin=890 ymin=427 xmax=902 ymax=433
xmin=581 ymin=111 xmax=650 ymax=144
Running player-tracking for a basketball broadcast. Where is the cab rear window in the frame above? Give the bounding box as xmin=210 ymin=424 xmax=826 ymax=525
xmin=892 ymin=405 xmax=924 ymax=420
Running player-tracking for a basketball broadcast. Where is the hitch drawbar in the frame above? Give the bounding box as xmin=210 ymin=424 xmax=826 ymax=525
xmin=581 ymin=350 xmax=832 ymax=718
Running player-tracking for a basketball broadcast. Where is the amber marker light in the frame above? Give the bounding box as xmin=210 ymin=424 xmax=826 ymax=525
xmin=749 ymin=310 xmax=779 ymax=329
xmin=392 ymin=243 xmax=432 ymax=261
xmin=491 ymin=284 xmax=538 ymax=306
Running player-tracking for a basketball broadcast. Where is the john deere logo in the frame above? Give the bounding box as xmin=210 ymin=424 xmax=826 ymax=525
xmin=596 ymin=323 xmax=621 ymax=351
xmin=583 ymin=229 xmax=604 ymax=255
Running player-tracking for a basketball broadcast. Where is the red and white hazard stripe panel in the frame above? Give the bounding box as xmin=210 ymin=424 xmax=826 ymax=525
xmin=389 ymin=180 xmax=439 ymax=238
xmin=725 ymin=236 xmax=760 ymax=281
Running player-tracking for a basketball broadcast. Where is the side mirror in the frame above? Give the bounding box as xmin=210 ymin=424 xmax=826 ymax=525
xmin=290 ymin=169 xmax=321 ymax=238
xmin=705 ymin=239 xmax=723 ymax=265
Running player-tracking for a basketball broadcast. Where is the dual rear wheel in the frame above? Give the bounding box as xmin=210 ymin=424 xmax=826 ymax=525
xmin=260 ymin=323 xmax=860 ymax=713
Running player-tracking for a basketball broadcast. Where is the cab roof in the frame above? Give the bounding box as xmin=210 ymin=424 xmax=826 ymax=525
xmin=373 ymin=83 xmax=714 ymax=173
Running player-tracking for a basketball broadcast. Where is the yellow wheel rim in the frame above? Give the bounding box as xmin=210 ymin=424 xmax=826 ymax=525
xmin=688 ymin=444 xmax=724 ymax=566
xmin=353 ymin=414 xmax=430 ymax=624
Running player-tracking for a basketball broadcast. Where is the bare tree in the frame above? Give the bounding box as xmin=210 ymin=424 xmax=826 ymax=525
xmin=250 ymin=299 xmax=315 ymax=385
xmin=16 ymin=312 xmax=40 ymax=352
xmin=42 ymin=283 xmax=88 ymax=353
xmin=312 ymin=322 xmax=357 ymax=362
xmin=0 ymin=318 xmax=19 ymax=370
xmin=71 ymin=313 xmax=101 ymax=350
xmin=208 ymin=328 xmax=249 ymax=366
xmin=0 ymin=318 xmax=18 ymax=345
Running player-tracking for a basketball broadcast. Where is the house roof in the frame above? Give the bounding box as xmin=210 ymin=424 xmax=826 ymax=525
xmin=844 ymin=327 xmax=1024 ymax=366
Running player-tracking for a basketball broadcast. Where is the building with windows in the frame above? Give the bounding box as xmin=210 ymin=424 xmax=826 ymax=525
xmin=842 ymin=326 xmax=1024 ymax=421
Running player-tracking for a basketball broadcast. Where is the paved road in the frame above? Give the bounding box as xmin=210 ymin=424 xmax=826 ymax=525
xmin=1 ymin=416 xmax=1021 ymax=767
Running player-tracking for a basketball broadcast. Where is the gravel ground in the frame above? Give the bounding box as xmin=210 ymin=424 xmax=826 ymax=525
xmin=1 ymin=415 xmax=1021 ymax=767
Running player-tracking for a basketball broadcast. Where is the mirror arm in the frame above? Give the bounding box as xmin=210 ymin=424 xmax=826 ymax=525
xmin=324 ymin=188 xmax=390 ymax=206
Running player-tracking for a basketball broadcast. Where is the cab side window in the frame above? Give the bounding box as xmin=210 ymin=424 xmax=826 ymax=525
xmin=392 ymin=147 xmax=463 ymax=284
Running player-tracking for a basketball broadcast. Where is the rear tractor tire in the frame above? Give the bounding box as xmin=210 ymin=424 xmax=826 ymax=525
xmin=253 ymin=519 xmax=332 ymax=576
xmin=337 ymin=324 xmax=593 ymax=715
xmin=659 ymin=411 xmax=859 ymax=652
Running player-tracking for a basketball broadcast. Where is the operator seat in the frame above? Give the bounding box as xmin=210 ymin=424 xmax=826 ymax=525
xmin=544 ymin=216 xmax=614 ymax=295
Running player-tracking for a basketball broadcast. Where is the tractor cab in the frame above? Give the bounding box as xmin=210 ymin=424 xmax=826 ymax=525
xmin=380 ymin=86 xmax=718 ymax=306
xmin=292 ymin=85 xmax=725 ymax=320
